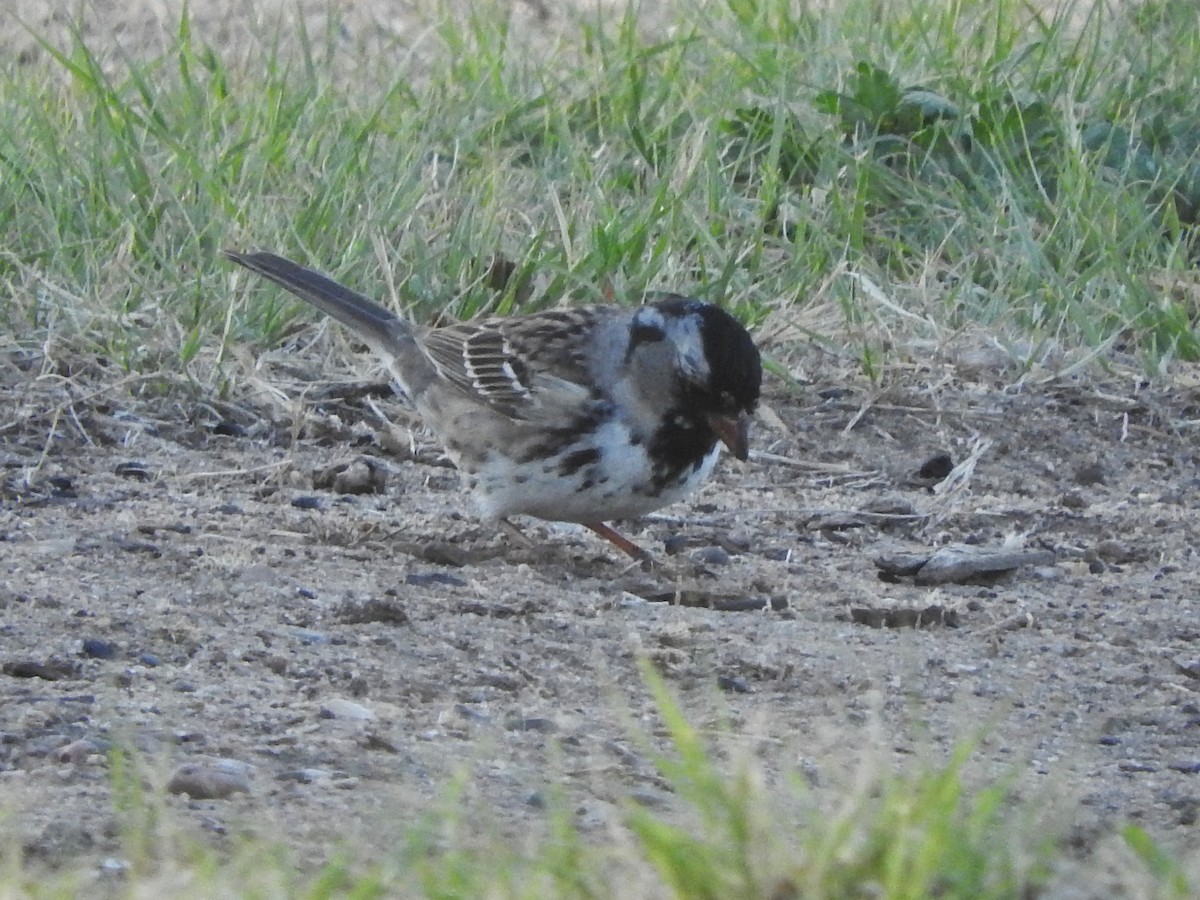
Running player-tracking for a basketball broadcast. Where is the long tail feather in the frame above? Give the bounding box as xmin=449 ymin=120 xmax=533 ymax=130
xmin=224 ymin=250 xmax=417 ymax=359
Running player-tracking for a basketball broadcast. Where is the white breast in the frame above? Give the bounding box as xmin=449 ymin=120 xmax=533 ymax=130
xmin=468 ymin=419 xmax=721 ymax=524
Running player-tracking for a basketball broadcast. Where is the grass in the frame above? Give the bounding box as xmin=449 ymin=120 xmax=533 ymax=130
xmin=3 ymin=0 xmax=1198 ymax=378
xmin=2 ymin=0 xmax=1198 ymax=895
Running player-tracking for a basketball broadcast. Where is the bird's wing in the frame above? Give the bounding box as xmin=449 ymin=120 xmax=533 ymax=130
xmin=419 ymin=308 xmax=603 ymax=420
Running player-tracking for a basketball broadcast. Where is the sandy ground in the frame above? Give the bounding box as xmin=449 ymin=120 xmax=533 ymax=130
xmin=4 ymin=335 xmax=1200 ymax=887
xmin=3 ymin=0 xmax=1199 ymax=893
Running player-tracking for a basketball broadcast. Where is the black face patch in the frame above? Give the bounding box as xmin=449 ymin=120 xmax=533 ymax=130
xmin=647 ymin=412 xmax=718 ymax=485
xmin=625 ymin=317 xmax=666 ymax=363
xmin=630 ymin=321 xmax=665 ymax=345
xmin=696 ymin=305 xmax=761 ymax=414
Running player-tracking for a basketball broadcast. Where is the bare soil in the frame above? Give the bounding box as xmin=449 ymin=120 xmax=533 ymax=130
xmin=4 ymin=335 xmax=1200 ymax=887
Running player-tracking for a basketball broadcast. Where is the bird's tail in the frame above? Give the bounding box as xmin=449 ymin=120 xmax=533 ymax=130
xmin=224 ymin=251 xmax=421 ymax=365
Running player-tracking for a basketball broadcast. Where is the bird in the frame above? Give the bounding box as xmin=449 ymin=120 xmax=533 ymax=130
xmin=224 ymin=250 xmax=762 ymax=562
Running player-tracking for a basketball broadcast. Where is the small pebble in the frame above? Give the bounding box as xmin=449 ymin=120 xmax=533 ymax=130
xmin=199 ymin=816 xmax=227 ymax=836
xmin=115 ymin=538 xmax=160 ymax=556
xmin=3 ymin=659 xmax=78 ymax=681
xmin=404 ymin=572 xmax=467 ymax=589
xmin=864 ymin=497 xmax=919 ymax=517
xmin=291 ymin=496 xmax=322 ymax=510
xmin=1096 ymin=539 xmax=1136 ymax=564
xmin=57 ymin=739 xmax=100 ymax=764
xmin=817 ymin=386 xmax=853 ymax=400
xmin=629 ymin=788 xmax=672 ymax=809
xmin=716 ymin=675 xmax=751 ymax=693
xmin=81 ymin=639 xmax=116 ymax=660
xmin=166 ymin=761 xmax=251 ymax=799
xmin=277 ymin=768 xmax=329 ymax=784
xmin=114 ymin=461 xmax=152 ymax=481
xmin=47 ymin=475 xmax=74 ymax=492
xmin=662 ymin=535 xmax=690 ymax=555
xmin=288 ymin=627 xmax=328 ymax=644
xmin=1173 ymin=658 xmax=1200 ymax=680
xmin=1117 ymin=761 xmax=1159 ymax=773
xmin=455 ymin=704 xmax=490 ymax=724
xmin=337 ymin=597 xmax=410 ymax=625
xmin=319 ymin=698 xmax=375 ymax=721
xmin=212 ymin=419 xmax=245 ymax=437
xmin=504 ymin=715 xmax=556 ymax=733
xmin=362 ymin=732 xmax=400 ymax=753
xmin=313 ymin=458 xmax=388 ymax=495
xmin=715 ymin=533 xmax=752 ymax=553
xmin=1073 ymin=462 xmax=1107 ymax=486
xmin=692 ymin=546 xmax=730 ymax=566
xmin=917 ymin=452 xmax=954 ymax=481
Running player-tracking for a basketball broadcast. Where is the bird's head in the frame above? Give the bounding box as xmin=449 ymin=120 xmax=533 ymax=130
xmin=625 ymin=297 xmax=762 ymax=460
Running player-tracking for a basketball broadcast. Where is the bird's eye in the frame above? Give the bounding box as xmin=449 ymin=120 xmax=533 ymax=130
xmin=630 ymin=321 xmax=666 ymax=346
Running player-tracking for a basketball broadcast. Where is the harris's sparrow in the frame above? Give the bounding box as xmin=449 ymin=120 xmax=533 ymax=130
xmin=224 ymin=250 xmax=762 ymax=560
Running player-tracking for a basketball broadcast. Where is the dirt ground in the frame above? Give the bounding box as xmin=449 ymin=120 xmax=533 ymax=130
xmin=2 ymin=0 xmax=1200 ymax=892
xmin=4 ymin=331 xmax=1200 ymax=885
